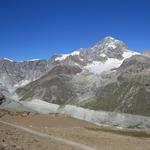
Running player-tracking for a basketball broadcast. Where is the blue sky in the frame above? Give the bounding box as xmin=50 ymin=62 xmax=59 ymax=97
xmin=0 ymin=0 xmax=150 ymax=61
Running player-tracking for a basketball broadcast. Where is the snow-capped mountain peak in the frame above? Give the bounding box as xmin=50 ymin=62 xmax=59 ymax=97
xmin=48 ymin=36 xmax=140 ymax=74
xmin=0 ymin=36 xmax=141 ymax=92
xmin=96 ymin=36 xmax=128 ymax=50
xmin=103 ymin=36 xmax=115 ymax=40
xmin=79 ymin=36 xmax=130 ymax=62
xmin=50 ymin=36 xmax=129 ymax=64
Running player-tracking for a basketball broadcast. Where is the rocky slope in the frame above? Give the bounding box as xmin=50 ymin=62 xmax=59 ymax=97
xmin=0 ymin=59 xmax=48 ymax=91
xmin=16 ymin=65 xmax=82 ymax=104
xmin=143 ymin=50 xmax=150 ymax=58
xmin=81 ymin=55 xmax=150 ymax=116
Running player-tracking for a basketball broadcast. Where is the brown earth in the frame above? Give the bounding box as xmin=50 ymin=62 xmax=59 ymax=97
xmin=0 ymin=110 xmax=150 ymax=150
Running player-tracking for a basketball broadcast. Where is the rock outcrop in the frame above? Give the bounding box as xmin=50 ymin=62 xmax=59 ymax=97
xmin=0 ymin=93 xmax=5 ymax=105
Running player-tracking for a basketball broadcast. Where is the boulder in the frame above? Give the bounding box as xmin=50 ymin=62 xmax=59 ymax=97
xmin=0 ymin=93 xmax=5 ymax=105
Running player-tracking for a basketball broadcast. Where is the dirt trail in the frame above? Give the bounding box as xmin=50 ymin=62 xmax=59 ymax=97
xmin=1 ymin=112 xmax=150 ymax=150
xmin=0 ymin=120 xmax=96 ymax=150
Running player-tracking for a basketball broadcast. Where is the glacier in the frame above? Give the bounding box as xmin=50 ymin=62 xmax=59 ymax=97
xmin=1 ymin=99 xmax=150 ymax=129
xmin=84 ymin=51 xmax=140 ymax=74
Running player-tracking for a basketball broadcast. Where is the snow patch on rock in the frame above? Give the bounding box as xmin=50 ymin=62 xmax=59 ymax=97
xmin=100 ymin=53 xmax=106 ymax=57
xmin=123 ymin=51 xmax=140 ymax=59
xmin=18 ymin=59 xmax=41 ymax=62
xmin=27 ymin=59 xmax=40 ymax=61
xmin=14 ymin=80 xmax=31 ymax=88
xmin=106 ymin=41 xmax=117 ymax=49
xmin=3 ymin=58 xmax=13 ymax=62
xmin=84 ymin=58 xmax=122 ymax=74
xmin=55 ymin=51 xmax=80 ymax=61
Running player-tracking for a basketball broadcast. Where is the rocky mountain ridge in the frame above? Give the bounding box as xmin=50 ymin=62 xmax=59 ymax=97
xmin=0 ymin=59 xmax=48 ymax=90
xmin=1 ymin=37 xmax=150 ymax=118
xmin=0 ymin=36 xmax=135 ymax=91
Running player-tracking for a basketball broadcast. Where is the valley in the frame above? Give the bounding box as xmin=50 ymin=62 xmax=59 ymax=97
xmin=1 ymin=110 xmax=150 ymax=150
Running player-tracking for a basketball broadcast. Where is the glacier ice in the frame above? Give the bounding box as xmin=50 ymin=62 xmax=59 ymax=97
xmin=2 ymin=99 xmax=149 ymax=129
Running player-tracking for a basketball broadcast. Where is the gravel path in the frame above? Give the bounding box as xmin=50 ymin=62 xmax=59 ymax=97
xmin=0 ymin=120 xmax=96 ymax=150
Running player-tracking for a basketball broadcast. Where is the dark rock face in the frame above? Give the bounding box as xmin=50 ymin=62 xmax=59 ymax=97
xmin=119 ymin=55 xmax=150 ymax=70
xmin=117 ymin=55 xmax=150 ymax=84
xmin=49 ymin=65 xmax=82 ymax=75
xmin=0 ymin=93 xmax=5 ymax=105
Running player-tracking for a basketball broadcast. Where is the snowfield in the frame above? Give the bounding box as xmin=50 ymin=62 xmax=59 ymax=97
xmin=84 ymin=51 xmax=140 ymax=74
xmin=55 ymin=51 xmax=80 ymax=61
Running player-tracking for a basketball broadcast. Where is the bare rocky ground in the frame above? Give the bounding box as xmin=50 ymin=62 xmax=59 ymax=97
xmin=0 ymin=110 xmax=150 ymax=150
